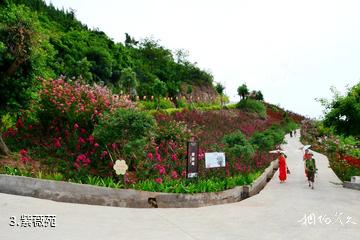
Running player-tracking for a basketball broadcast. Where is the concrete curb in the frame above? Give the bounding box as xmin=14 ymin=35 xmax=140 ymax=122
xmin=343 ymin=181 xmax=360 ymax=191
xmin=0 ymin=159 xmax=278 ymax=208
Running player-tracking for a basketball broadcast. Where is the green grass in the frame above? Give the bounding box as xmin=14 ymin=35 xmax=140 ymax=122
xmin=0 ymin=164 xmax=262 ymax=193
xmin=131 ymin=171 xmax=262 ymax=193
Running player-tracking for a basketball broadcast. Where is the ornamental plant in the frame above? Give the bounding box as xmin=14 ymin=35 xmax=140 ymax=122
xmin=38 ymin=77 xmax=134 ymax=132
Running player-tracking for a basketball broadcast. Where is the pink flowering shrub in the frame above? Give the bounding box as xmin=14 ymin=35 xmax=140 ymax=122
xmin=3 ymin=78 xmax=135 ymax=179
xmin=38 ymin=77 xmax=134 ymax=131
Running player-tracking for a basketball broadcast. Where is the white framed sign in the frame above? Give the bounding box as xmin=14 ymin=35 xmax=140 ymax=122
xmin=205 ymin=152 xmax=226 ymax=168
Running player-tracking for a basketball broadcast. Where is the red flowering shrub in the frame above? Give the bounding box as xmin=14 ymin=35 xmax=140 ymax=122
xmin=38 ymin=77 xmax=134 ymax=131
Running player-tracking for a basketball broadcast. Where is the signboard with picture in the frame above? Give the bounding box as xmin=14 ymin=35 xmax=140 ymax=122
xmin=205 ymin=152 xmax=226 ymax=168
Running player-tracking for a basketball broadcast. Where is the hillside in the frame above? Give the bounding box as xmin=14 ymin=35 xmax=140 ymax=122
xmin=0 ymin=0 xmax=305 ymax=193
xmin=0 ymin=0 xmax=216 ymax=113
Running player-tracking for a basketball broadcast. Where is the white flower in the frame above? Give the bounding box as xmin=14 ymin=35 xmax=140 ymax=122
xmin=113 ymin=159 xmax=128 ymax=175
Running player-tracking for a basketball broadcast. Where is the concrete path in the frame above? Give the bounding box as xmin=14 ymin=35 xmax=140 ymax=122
xmin=0 ymin=131 xmax=359 ymax=240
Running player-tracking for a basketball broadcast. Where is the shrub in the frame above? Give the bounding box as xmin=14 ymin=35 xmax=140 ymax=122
xmin=93 ymin=108 xmax=155 ymax=144
xmin=236 ymin=99 xmax=267 ymax=119
xmin=137 ymin=98 xmax=175 ymax=110
xmin=222 ymin=131 xmax=255 ymax=172
xmin=250 ymin=132 xmax=275 ymax=151
xmin=93 ymin=108 xmax=156 ymax=171
xmin=38 ymin=78 xmax=133 ymax=131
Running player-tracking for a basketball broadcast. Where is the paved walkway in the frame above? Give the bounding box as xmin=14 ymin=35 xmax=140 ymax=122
xmin=0 ymin=131 xmax=359 ymax=240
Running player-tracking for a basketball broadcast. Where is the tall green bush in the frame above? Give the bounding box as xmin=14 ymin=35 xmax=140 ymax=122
xmin=236 ymin=99 xmax=267 ymax=119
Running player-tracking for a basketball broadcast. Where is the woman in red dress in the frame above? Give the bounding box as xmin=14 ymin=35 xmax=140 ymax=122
xmin=278 ymin=152 xmax=287 ymax=183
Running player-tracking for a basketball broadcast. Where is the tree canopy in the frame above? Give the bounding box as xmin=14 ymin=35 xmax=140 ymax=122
xmin=322 ymin=83 xmax=360 ymax=137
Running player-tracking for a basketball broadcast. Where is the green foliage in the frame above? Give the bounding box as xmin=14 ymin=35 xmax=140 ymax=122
xmin=155 ymin=120 xmax=191 ymax=144
xmin=322 ymin=83 xmax=360 ymax=136
xmin=236 ymin=99 xmax=267 ymax=119
xmin=132 ymin=172 xmax=261 ymax=193
xmin=120 ymin=67 xmax=138 ymax=95
xmin=251 ymin=126 xmax=287 ymax=151
xmin=237 ymin=83 xmax=249 ymax=100
xmin=137 ymin=99 xmax=175 ymax=110
xmin=215 ymin=82 xmax=225 ymax=95
xmin=0 ymin=3 xmax=53 ymax=113
xmin=0 ymin=113 xmax=16 ymax=132
xmin=223 ymin=131 xmax=255 ymax=163
xmin=250 ymin=90 xmax=264 ymax=101
xmin=93 ymin=108 xmax=155 ymax=145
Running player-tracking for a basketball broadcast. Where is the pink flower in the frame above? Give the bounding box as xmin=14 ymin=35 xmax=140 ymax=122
xmin=74 ymin=162 xmax=80 ymax=169
xmin=78 ymin=137 xmax=86 ymax=145
xmin=181 ymin=170 xmax=187 ymax=177
xmin=155 ymin=178 xmax=163 ymax=184
xmin=111 ymin=143 xmax=117 ymax=150
xmin=171 ymin=170 xmax=178 ymax=179
xmin=20 ymin=156 xmax=29 ymax=163
xmin=147 ymin=152 xmax=154 ymax=160
xmin=171 ymin=154 xmax=178 ymax=161
xmin=54 ymin=138 xmax=61 ymax=149
xmin=158 ymin=165 xmax=166 ymax=175
xmin=100 ymin=151 xmax=108 ymax=159
xmin=74 ymin=123 xmax=79 ymax=129
xmin=94 ymin=143 xmax=100 ymax=148
xmin=156 ymin=153 xmax=161 ymax=162
xmin=87 ymin=135 xmax=95 ymax=145
xmin=19 ymin=149 xmax=28 ymax=156
xmin=16 ymin=118 xmax=24 ymax=129
xmin=28 ymin=125 xmax=33 ymax=130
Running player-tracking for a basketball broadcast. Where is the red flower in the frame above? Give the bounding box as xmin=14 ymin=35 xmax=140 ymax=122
xmin=171 ymin=170 xmax=178 ymax=179
xmin=19 ymin=149 xmax=28 ymax=156
xmin=78 ymin=137 xmax=86 ymax=145
xmin=54 ymin=138 xmax=61 ymax=149
xmin=20 ymin=156 xmax=29 ymax=163
xmin=87 ymin=135 xmax=95 ymax=145
xmin=171 ymin=154 xmax=178 ymax=161
xmin=16 ymin=118 xmax=24 ymax=129
xmin=100 ymin=151 xmax=108 ymax=159
xmin=74 ymin=123 xmax=79 ymax=129
xmin=155 ymin=178 xmax=163 ymax=184
xmin=147 ymin=152 xmax=154 ymax=160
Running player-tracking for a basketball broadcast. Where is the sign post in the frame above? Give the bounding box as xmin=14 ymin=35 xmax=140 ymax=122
xmin=205 ymin=152 xmax=226 ymax=168
xmin=186 ymin=141 xmax=199 ymax=179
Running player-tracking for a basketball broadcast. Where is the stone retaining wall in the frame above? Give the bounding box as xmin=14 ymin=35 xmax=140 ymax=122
xmin=0 ymin=159 xmax=279 ymax=208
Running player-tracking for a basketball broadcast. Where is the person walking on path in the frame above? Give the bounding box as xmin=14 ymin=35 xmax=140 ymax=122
xmin=304 ymin=152 xmax=317 ymax=189
xmin=303 ymin=148 xmax=312 ymax=177
xmin=278 ymin=152 xmax=287 ymax=183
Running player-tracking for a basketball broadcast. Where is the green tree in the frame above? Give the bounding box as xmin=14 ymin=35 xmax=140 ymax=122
xmin=0 ymin=3 xmax=49 ymax=155
xmin=215 ymin=82 xmax=225 ymax=107
xmin=120 ymin=67 xmax=138 ymax=96
xmin=322 ymin=83 xmax=360 ymax=136
xmin=153 ymin=78 xmax=167 ymax=109
xmin=255 ymin=91 xmax=264 ymax=101
xmin=237 ymin=84 xmax=249 ymax=101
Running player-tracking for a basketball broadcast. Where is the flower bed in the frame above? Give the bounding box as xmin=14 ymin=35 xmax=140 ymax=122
xmin=1 ymin=78 xmax=300 ymax=193
xmin=301 ymin=120 xmax=360 ymax=181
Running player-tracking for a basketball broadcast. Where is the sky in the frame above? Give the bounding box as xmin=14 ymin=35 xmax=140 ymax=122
xmin=44 ymin=0 xmax=360 ymax=118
